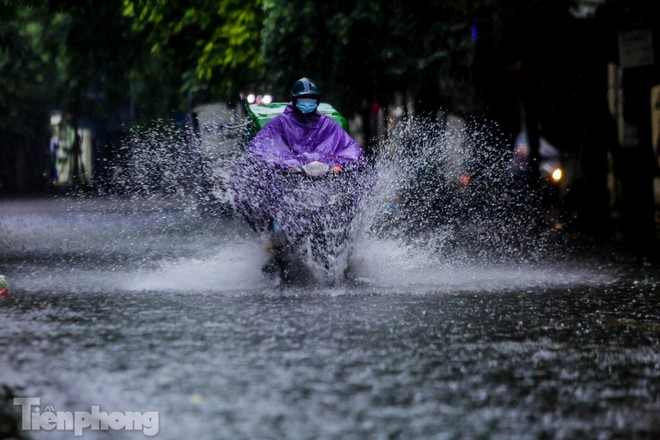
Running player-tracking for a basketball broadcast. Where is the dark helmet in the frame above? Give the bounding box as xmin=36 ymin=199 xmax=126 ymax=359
xmin=291 ymin=77 xmax=320 ymax=98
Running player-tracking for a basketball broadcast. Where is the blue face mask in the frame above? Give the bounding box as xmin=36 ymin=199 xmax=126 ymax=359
xmin=296 ymin=98 xmax=318 ymax=114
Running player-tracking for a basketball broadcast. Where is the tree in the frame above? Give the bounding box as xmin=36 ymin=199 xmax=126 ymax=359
xmin=0 ymin=1 xmax=57 ymax=193
xmin=123 ymin=0 xmax=264 ymax=104
xmin=261 ymin=0 xmax=458 ymax=111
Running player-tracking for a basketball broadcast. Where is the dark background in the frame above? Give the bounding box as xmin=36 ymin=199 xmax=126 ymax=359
xmin=1 ymin=0 xmax=658 ymax=254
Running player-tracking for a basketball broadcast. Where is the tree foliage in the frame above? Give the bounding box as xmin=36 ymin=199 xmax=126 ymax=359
xmin=1 ymin=1 xmax=138 ymax=120
xmin=123 ymin=0 xmax=264 ymax=102
xmin=259 ymin=0 xmax=494 ymax=115
xmin=1 ymin=1 xmax=59 ymax=191
xmin=2 ymin=0 xmax=581 ymax=127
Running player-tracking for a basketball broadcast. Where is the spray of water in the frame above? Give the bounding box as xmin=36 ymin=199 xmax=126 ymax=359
xmin=100 ymin=110 xmax=570 ymax=289
xmin=360 ymin=114 xmax=558 ymax=266
xmin=109 ymin=113 xmax=246 ymax=218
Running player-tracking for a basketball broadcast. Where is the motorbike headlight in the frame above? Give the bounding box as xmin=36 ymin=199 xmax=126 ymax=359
xmin=301 ymin=161 xmax=331 ymax=177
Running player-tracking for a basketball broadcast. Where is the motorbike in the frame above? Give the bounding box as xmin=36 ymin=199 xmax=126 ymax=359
xmin=228 ymin=101 xmax=371 ymax=285
xmin=262 ymin=160 xmax=366 ymax=286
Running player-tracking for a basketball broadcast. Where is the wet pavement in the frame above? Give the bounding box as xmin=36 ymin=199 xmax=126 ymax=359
xmin=1 ymin=196 xmax=658 ymax=439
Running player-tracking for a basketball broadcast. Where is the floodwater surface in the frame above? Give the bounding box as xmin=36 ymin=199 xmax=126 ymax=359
xmin=1 ymin=197 xmax=658 ymax=439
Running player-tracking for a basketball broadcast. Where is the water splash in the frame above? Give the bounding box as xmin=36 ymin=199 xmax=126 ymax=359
xmin=125 ymin=240 xmax=274 ymax=292
xmin=110 ymin=113 xmax=246 ymax=217
xmin=358 ymin=113 xmax=561 ymax=265
xmin=91 ymin=111 xmax=575 ymax=289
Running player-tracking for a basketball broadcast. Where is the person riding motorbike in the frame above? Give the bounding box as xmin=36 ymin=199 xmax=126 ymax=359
xmin=249 ymin=77 xmax=366 ymax=173
xmin=229 ymin=77 xmax=371 ymax=279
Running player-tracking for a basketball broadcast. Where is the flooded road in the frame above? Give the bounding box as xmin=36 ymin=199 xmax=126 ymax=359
xmin=1 ymin=196 xmax=658 ymax=439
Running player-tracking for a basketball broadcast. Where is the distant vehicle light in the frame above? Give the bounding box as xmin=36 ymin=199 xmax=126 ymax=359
xmin=459 ymin=174 xmax=471 ymax=186
xmin=262 ymin=94 xmax=273 ymax=104
xmin=551 ymin=168 xmax=563 ymax=182
xmin=247 ymin=94 xmax=256 ymax=104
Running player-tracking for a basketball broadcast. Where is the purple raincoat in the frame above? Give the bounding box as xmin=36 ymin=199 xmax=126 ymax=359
xmin=249 ymin=103 xmax=364 ymax=168
xmin=230 ymin=103 xmax=370 ymax=234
